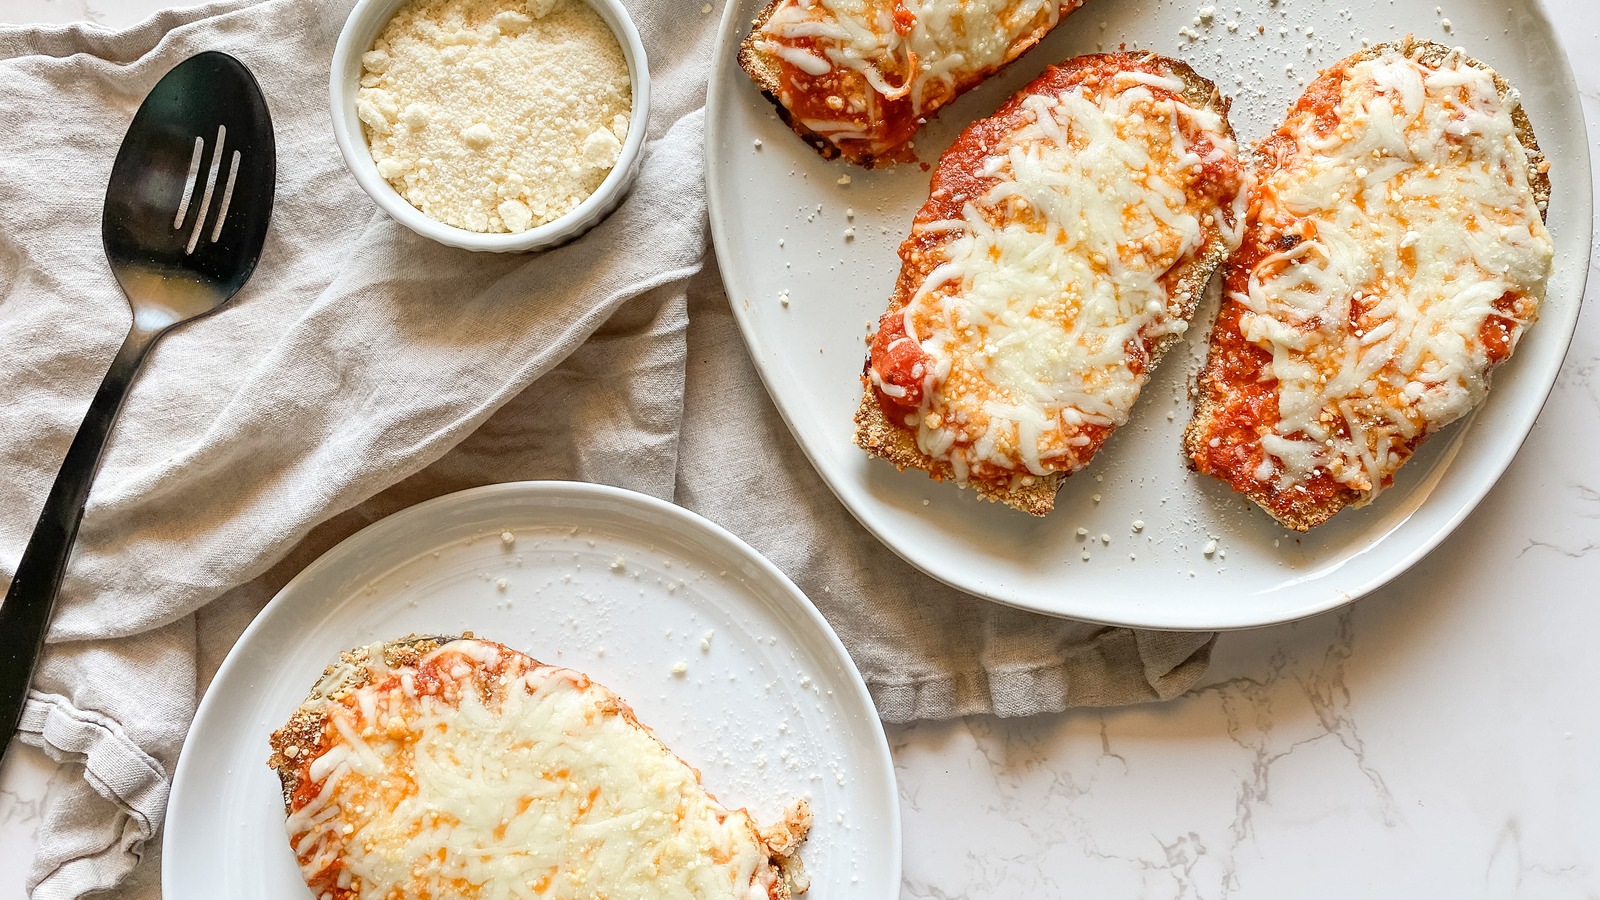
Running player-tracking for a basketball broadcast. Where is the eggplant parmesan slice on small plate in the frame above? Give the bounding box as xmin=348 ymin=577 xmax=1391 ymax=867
xmin=268 ymin=636 xmax=814 ymax=900
xmin=706 ymin=0 xmax=1591 ymax=629
xmin=163 ymin=482 xmax=898 ymax=900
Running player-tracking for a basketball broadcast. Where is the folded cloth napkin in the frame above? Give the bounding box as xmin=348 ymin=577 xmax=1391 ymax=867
xmin=0 ymin=1 xmax=1216 ymax=897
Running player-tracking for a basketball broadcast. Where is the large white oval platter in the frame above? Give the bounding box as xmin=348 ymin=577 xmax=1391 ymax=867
xmin=162 ymin=482 xmax=900 ymax=899
xmin=705 ymin=0 xmax=1592 ymax=630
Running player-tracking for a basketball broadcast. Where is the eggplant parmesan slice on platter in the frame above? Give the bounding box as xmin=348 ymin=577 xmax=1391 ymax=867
xmin=854 ymin=52 xmax=1247 ymax=515
xmin=739 ymin=0 xmax=1088 ymax=167
xmin=1184 ymin=39 xmax=1554 ymax=531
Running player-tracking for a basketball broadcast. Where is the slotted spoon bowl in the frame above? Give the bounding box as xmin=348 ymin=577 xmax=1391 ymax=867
xmin=0 ymin=50 xmax=276 ymax=758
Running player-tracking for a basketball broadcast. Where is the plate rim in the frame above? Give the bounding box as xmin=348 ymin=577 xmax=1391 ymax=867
xmin=704 ymin=0 xmax=1594 ymax=631
xmin=162 ymin=479 xmax=903 ymax=898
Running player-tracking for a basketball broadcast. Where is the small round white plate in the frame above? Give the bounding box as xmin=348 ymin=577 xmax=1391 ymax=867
xmin=705 ymin=0 xmax=1592 ymax=630
xmin=162 ymin=482 xmax=900 ymax=899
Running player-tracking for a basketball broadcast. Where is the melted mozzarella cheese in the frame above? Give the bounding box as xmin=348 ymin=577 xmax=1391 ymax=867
xmin=1239 ymin=48 xmax=1553 ymax=498
xmin=285 ymin=641 xmax=782 ymax=900
xmin=888 ymin=77 xmax=1240 ymax=481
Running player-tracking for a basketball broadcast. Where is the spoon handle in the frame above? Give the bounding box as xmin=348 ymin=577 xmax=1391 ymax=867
xmin=0 ymin=325 xmax=156 ymax=757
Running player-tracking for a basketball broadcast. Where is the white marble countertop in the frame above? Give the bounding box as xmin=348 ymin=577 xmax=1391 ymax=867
xmin=2 ymin=1 xmax=1598 ymax=897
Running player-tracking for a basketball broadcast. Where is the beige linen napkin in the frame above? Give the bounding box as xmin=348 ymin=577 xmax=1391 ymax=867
xmin=0 ymin=1 xmax=1215 ymax=897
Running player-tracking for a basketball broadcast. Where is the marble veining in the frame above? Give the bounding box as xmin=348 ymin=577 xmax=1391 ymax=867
xmin=890 ymin=583 xmax=1598 ymax=898
xmin=0 ymin=783 xmax=43 ymax=835
xmin=892 ymin=614 xmax=1411 ymax=899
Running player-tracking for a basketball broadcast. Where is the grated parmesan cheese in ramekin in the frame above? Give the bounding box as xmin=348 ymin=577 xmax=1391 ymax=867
xmin=358 ymin=0 xmax=632 ymax=233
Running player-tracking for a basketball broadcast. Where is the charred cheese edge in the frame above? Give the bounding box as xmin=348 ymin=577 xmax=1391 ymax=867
xmin=1184 ymin=40 xmax=1554 ymax=531
xmin=268 ymin=636 xmax=811 ymax=900
xmin=854 ymin=54 xmax=1246 ymax=515
xmin=739 ymin=0 xmax=1087 ymax=167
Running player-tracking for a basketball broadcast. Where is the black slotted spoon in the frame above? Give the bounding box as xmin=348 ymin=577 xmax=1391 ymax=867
xmin=0 ymin=51 xmax=275 ymax=758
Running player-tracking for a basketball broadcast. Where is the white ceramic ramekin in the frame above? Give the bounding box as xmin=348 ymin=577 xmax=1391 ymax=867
xmin=329 ymin=0 xmax=650 ymax=252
